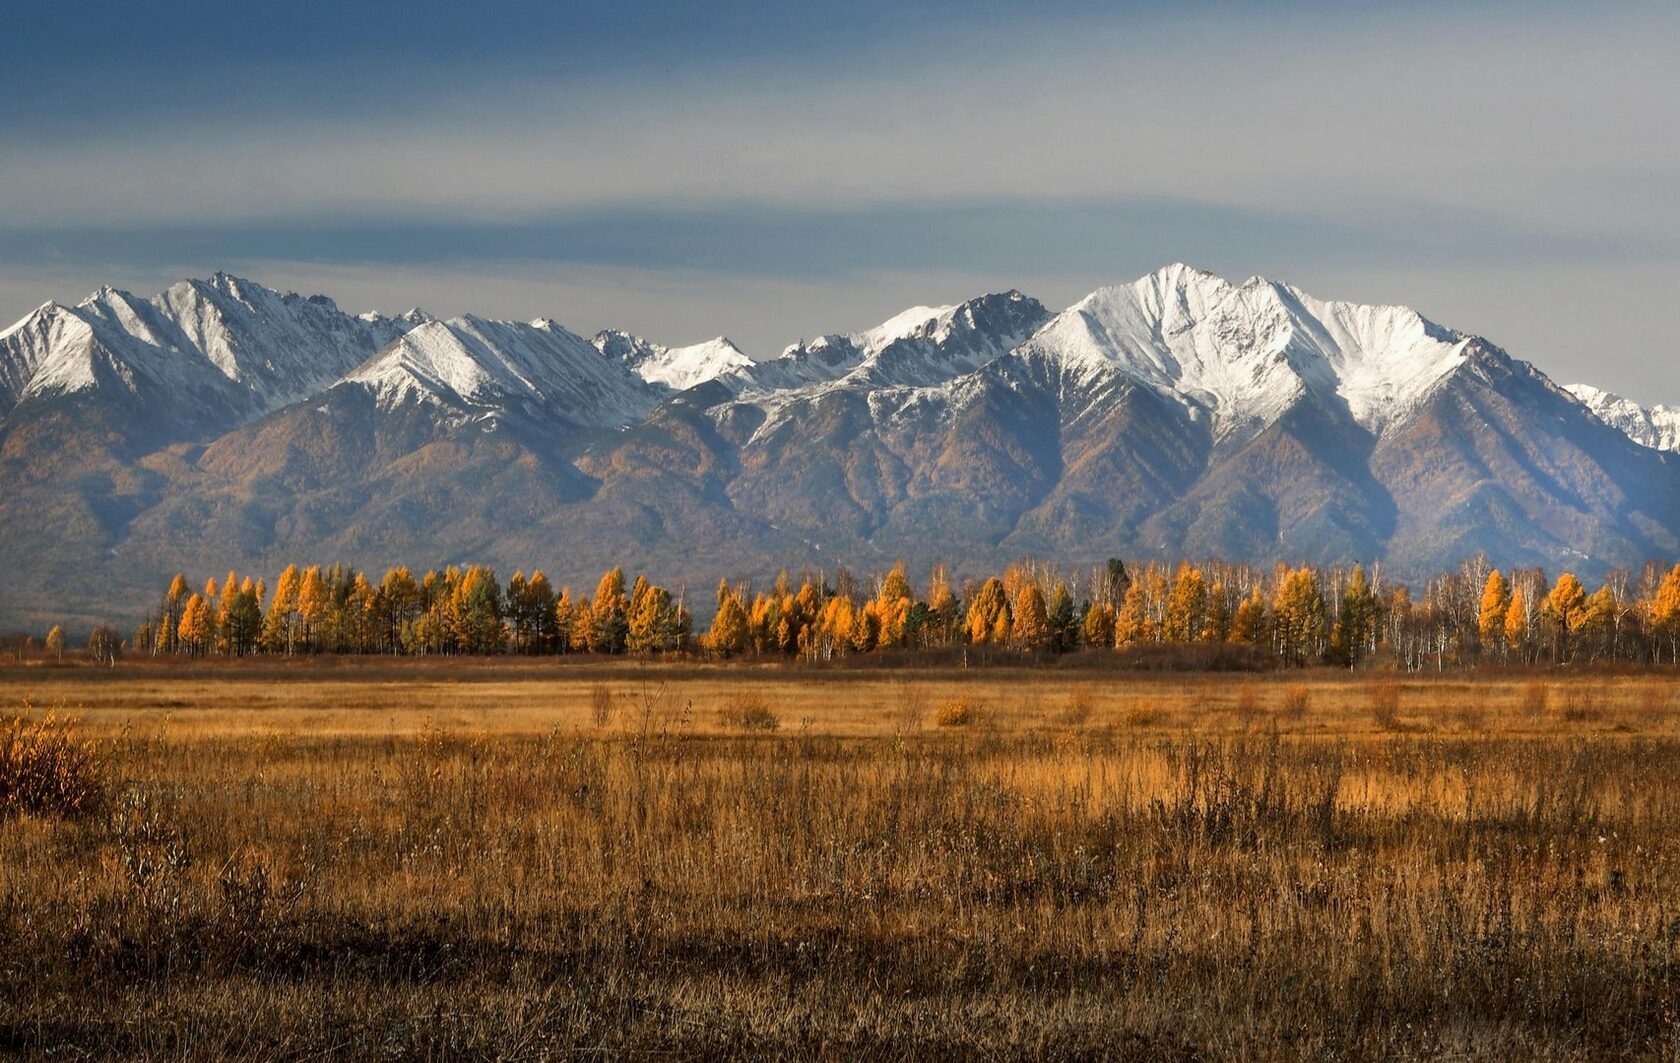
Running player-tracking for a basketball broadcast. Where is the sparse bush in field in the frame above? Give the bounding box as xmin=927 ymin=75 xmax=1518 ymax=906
xmin=0 ymin=712 xmax=104 ymax=819
xmin=1279 ymin=685 xmax=1310 ymax=721
xmin=893 ymin=681 xmax=928 ymax=733
xmin=719 ymin=693 xmax=780 ymax=732
xmin=1452 ymin=703 xmax=1488 ymax=732
xmin=1368 ymin=681 xmax=1403 ymax=732
xmin=1233 ymin=685 xmax=1264 ymax=727
xmin=1521 ymin=680 xmax=1550 ymax=719
xmin=1059 ymin=684 xmax=1095 ymax=727
xmin=935 ymin=697 xmax=976 ymax=727
xmin=1563 ymin=692 xmax=1604 ymax=724
xmin=590 ymin=684 xmax=615 ymax=729
xmin=1124 ymin=704 xmax=1165 ymax=728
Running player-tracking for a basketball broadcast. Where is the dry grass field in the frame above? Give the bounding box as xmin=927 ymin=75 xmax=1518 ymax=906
xmin=5 ymin=659 xmax=1680 ymax=1058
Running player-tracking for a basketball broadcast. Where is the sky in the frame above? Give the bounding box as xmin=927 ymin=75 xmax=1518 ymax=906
xmin=3 ymin=0 xmax=1677 ymax=402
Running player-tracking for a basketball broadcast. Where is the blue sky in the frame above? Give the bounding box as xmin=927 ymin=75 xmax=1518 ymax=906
xmin=3 ymin=1 xmax=1677 ymax=401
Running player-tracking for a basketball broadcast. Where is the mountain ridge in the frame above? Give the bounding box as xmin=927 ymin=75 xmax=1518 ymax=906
xmin=0 ymin=266 xmax=1675 ymax=631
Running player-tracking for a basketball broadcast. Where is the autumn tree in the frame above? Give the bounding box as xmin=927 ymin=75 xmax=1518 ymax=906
xmin=591 ymin=567 xmax=629 ymax=654
xmin=1503 ymin=588 xmax=1529 ymax=662
xmin=178 ymin=593 xmax=213 ymax=657
xmin=627 ymin=579 xmax=680 ymax=654
xmin=709 ymin=591 xmax=750 ymax=657
xmin=872 ymin=564 xmax=914 ymax=648
xmin=1477 ymin=570 xmax=1511 ymax=659
xmin=1273 ymin=567 xmax=1328 ymax=666
xmin=86 ymin=627 xmax=120 ymax=666
xmin=1164 ymin=564 xmax=1208 ymax=643
xmin=1229 ymin=587 xmax=1269 ymax=647
xmin=1010 ymin=584 xmax=1050 ymax=650
xmin=926 ymin=564 xmax=960 ymax=646
xmin=1081 ymin=601 xmax=1115 ymax=649
xmin=1651 ymin=564 xmax=1680 ymax=663
xmin=44 ymin=625 xmax=65 ymax=661
xmin=965 ymin=578 xmax=1010 ymax=645
xmin=1542 ymin=572 xmax=1587 ymax=661
xmin=161 ymin=573 xmax=189 ymax=655
xmin=264 ymin=565 xmax=302 ymax=655
xmin=1114 ymin=580 xmax=1153 ymax=648
xmin=298 ymin=567 xmax=329 ymax=652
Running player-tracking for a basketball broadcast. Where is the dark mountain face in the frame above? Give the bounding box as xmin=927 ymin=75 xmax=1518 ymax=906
xmin=1 ymin=269 xmax=1676 ymax=631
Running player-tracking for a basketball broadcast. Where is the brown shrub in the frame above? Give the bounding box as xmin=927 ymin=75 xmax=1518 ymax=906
xmin=1278 ymin=685 xmax=1310 ymax=722
xmin=1124 ymin=704 xmax=1165 ymax=728
xmin=1520 ymin=680 xmax=1550 ymax=720
xmin=935 ymin=698 xmax=977 ymax=728
xmin=0 ymin=712 xmax=104 ymax=819
xmin=1368 ymin=681 xmax=1403 ymax=732
xmin=1232 ymin=685 xmax=1264 ymax=727
xmin=1058 ymin=683 xmax=1095 ymax=728
xmin=719 ymin=693 xmax=781 ymax=732
xmin=1562 ymin=692 xmax=1604 ymax=725
xmin=589 ymin=684 xmax=615 ymax=729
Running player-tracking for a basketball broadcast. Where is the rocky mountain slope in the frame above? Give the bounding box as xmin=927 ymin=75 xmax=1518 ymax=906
xmin=1 ymin=267 xmax=1674 ymax=630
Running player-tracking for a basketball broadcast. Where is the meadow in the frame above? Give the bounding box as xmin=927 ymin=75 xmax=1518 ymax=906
xmin=4 ymin=659 xmax=1680 ymax=1058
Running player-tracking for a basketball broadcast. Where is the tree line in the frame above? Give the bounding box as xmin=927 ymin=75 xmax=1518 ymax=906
xmin=97 ymin=555 xmax=1680 ymax=669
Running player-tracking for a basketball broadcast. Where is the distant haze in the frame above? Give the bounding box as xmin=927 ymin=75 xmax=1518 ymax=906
xmin=4 ymin=0 xmax=1677 ymax=403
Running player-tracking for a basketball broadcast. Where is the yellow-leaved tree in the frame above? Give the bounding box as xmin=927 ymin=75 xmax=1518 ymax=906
xmin=1010 ymin=584 xmax=1050 ymax=650
xmin=1477 ymin=570 xmax=1511 ymax=657
xmin=709 ymin=591 xmax=750 ymax=657
xmin=1542 ymin=572 xmax=1586 ymax=661
xmin=1651 ymin=564 xmax=1680 ymax=663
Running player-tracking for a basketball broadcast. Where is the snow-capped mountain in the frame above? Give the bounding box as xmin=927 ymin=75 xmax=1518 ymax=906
xmin=1018 ymin=264 xmax=1475 ymax=444
xmin=0 ymin=273 xmax=419 ymax=426
xmin=719 ymin=291 xmax=1048 ymax=400
xmin=339 ymin=315 xmax=665 ymax=428
xmin=2 ymin=265 xmax=1676 ymax=631
xmin=592 ymin=330 xmax=752 ymax=391
xmin=1565 ymin=384 xmax=1680 ymax=453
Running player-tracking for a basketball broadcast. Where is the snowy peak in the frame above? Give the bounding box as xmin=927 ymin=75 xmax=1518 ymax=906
xmin=592 ymin=329 xmax=752 ymax=391
xmin=0 ymin=273 xmax=418 ymax=423
xmin=1566 ymin=384 xmax=1680 ymax=452
xmin=1023 ymin=264 xmax=1473 ymax=440
xmin=726 ymin=290 xmax=1049 ymax=398
xmin=342 ymin=315 xmax=662 ymax=428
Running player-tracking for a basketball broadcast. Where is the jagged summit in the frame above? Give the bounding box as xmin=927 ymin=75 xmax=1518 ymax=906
xmin=592 ymin=329 xmax=752 ymax=391
xmin=1566 ymin=384 xmax=1680 ymax=452
xmin=724 ymin=289 xmax=1050 ymax=401
xmin=1023 ymin=264 xmax=1476 ymax=442
xmin=341 ymin=314 xmax=664 ymax=427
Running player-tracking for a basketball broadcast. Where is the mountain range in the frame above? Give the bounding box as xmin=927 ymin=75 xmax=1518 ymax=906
xmin=2 ymin=264 xmax=1677 ymax=631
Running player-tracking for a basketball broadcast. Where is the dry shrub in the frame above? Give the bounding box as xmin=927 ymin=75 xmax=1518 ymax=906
xmin=893 ymin=681 xmax=928 ymax=733
xmin=589 ymin=684 xmax=615 ymax=729
xmin=1058 ymin=683 xmax=1095 ymax=728
xmin=1279 ymin=685 xmax=1310 ymax=722
xmin=935 ymin=697 xmax=977 ymax=728
xmin=1520 ymin=680 xmax=1550 ymax=720
xmin=1368 ymin=681 xmax=1403 ymax=732
xmin=1562 ymin=692 xmax=1604 ymax=724
xmin=1452 ymin=703 xmax=1488 ymax=733
xmin=1124 ymin=704 xmax=1165 ymax=729
xmin=0 ymin=712 xmax=104 ymax=819
xmin=1232 ymin=685 xmax=1264 ymax=727
xmin=719 ymin=693 xmax=780 ymax=732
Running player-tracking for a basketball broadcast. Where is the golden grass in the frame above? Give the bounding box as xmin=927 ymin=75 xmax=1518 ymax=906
xmin=2 ymin=664 xmax=1680 ymax=1056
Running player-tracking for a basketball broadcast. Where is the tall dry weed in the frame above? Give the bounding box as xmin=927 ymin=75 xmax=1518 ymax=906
xmin=0 ymin=711 xmax=103 ymax=819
